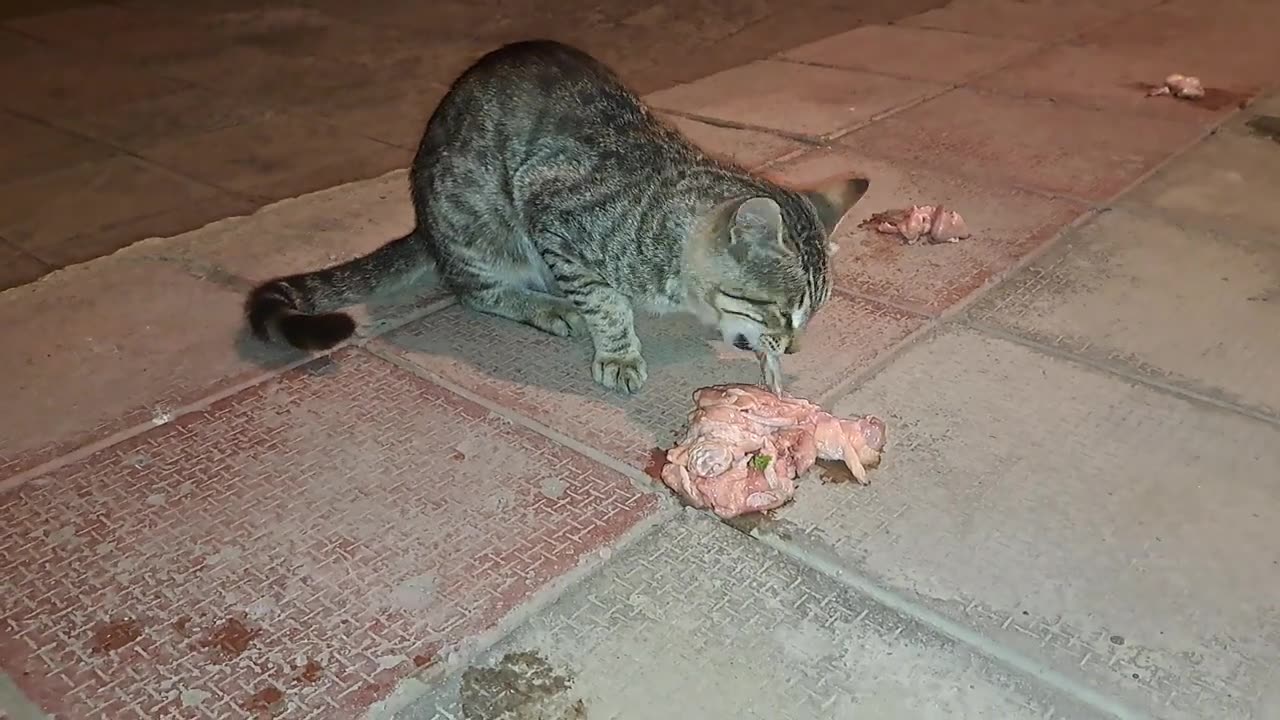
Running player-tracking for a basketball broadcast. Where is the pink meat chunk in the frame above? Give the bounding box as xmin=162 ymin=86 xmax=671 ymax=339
xmin=659 ymin=384 xmax=887 ymax=519
xmin=1147 ymin=73 xmax=1205 ymax=99
xmin=860 ymin=205 xmax=970 ymax=244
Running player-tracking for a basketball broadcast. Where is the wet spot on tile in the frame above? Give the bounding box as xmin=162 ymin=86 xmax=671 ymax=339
xmin=295 ymin=659 xmax=323 ymax=684
xmin=242 ymin=685 xmax=285 ymax=716
xmin=199 ymin=615 xmax=261 ymax=661
xmin=460 ymin=652 xmax=586 ymax=720
xmin=90 ymin=618 xmax=142 ymax=655
xmin=1246 ymin=115 xmax=1280 ymax=143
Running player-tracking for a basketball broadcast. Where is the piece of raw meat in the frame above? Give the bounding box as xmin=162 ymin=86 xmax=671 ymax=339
xmin=659 ymin=384 xmax=887 ymax=519
xmin=1147 ymin=73 xmax=1205 ymax=100
xmin=860 ymin=205 xmax=970 ymax=244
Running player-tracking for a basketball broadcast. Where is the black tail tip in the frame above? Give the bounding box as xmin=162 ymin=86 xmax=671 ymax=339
xmin=278 ymin=312 xmax=357 ymax=351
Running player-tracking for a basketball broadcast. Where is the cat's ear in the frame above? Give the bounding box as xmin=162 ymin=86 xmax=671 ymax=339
xmin=803 ymin=177 xmax=871 ymax=236
xmin=728 ymin=197 xmax=786 ymax=258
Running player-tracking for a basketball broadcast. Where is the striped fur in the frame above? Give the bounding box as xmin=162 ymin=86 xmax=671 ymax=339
xmin=245 ymin=40 xmax=869 ymax=393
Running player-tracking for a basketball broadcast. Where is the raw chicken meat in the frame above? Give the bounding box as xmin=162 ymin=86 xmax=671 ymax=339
xmin=860 ymin=205 xmax=970 ymax=244
xmin=1147 ymin=73 xmax=1205 ymax=100
xmin=659 ymin=384 xmax=887 ymax=519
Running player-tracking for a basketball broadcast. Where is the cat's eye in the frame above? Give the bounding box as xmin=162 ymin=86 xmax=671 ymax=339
xmin=719 ymin=289 xmax=770 ymax=306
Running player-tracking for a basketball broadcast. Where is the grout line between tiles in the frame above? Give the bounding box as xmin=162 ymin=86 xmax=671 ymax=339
xmin=744 ymin=529 xmax=1150 ymax=720
xmin=363 ymin=506 xmax=676 ymax=720
xmin=0 ymin=293 xmax=458 ymax=493
xmin=965 ymin=319 xmax=1280 ymax=428
xmin=364 ymin=343 xmax=667 ymax=497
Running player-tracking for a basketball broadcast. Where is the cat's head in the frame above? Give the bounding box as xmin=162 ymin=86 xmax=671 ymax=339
xmin=692 ymin=176 xmax=870 ymax=356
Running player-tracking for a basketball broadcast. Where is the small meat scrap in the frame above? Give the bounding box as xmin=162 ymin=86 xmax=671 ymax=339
xmin=1147 ymin=73 xmax=1205 ymax=100
xmin=860 ymin=205 xmax=970 ymax=244
xmin=660 ymin=384 xmax=887 ymax=519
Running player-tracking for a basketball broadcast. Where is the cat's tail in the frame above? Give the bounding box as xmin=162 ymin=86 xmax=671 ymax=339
xmin=246 ymin=230 xmax=433 ymax=351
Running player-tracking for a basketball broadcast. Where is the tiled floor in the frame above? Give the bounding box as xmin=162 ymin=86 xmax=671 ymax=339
xmin=0 ymin=0 xmax=945 ymax=290
xmin=3 ymin=0 xmax=1280 ymax=718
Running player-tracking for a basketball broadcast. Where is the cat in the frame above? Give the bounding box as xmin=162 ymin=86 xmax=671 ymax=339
xmin=246 ymin=39 xmax=870 ymax=394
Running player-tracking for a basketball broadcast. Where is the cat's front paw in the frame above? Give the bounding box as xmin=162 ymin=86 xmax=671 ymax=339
xmin=592 ymin=350 xmax=647 ymax=394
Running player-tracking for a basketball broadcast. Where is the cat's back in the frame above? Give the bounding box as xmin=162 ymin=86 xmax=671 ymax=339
xmin=431 ymin=41 xmax=639 ymax=123
xmin=422 ymin=40 xmax=690 ymax=158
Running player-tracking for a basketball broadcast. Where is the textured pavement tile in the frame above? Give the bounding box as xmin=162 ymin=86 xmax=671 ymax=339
xmin=376 ymin=293 xmax=923 ymax=472
xmin=0 ymin=239 xmax=50 ymax=291
xmin=635 ymin=0 xmax=946 ymax=91
xmin=0 ymin=47 xmax=186 ymax=121
xmin=0 ymin=110 xmax=115 ymax=187
xmin=0 ymin=256 xmax=289 ymax=479
xmin=844 ymin=88 xmax=1202 ymax=201
xmin=56 ymin=86 xmax=276 ymax=153
xmin=1077 ymin=0 xmax=1280 ymax=91
xmin=897 ymin=0 xmax=1139 ymax=42
xmin=772 ymin=326 xmax=1280 ymax=720
xmin=646 ymin=60 xmax=943 ymax=139
xmin=6 ymin=4 xmax=226 ymax=67
xmin=0 ymin=348 xmax=658 ymax=720
xmin=662 ymin=114 xmax=808 ymax=170
xmin=969 ymin=207 xmax=1280 ymax=418
xmin=310 ymin=82 xmax=447 ymax=150
xmin=146 ymin=170 xmax=448 ymax=337
xmin=973 ymin=44 xmax=1258 ymax=124
xmin=781 ymin=24 xmax=1037 ymax=84
xmin=394 ymin=511 xmax=1101 ymax=720
xmin=137 ymin=114 xmax=410 ymax=200
xmin=768 ymin=148 xmax=1085 ymax=315
xmin=0 ymin=155 xmax=247 ymax=268
xmin=1119 ymin=126 xmax=1280 ymax=241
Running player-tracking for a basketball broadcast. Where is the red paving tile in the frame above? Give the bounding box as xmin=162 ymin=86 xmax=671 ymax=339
xmin=8 ymin=4 xmax=226 ymax=68
xmin=146 ymin=170 xmax=452 ymax=339
xmin=0 ymin=239 xmax=50 ymax=291
xmin=1080 ymin=0 xmax=1280 ymax=72
xmin=0 ymin=110 xmax=115 ymax=187
xmin=974 ymin=44 xmax=1262 ymax=124
xmin=56 ymin=86 xmax=277 ymax=153
xmin=897 ymin=0 xmax=1145 ymax=42
xmin=0 ymin=257 xmax=292 ymax=480
xmin=0 ymin=48 xmax=187 ymax=122
xmin=137 ymin=114 xmax=410 ymax=200
xmin=844 ymin=88 xmax=1204 ymax=202
xmin=781 ymin=24 xmax=1038 ymax=84
xmin=767 ymin=148 xmax=1087 ymax=315
xmin=661 ymin=115 xmax=808 ymax=170
xmin=646 ymin=60 xmax=944 ymax=139
xmin=0 ymin=348 xmax=657 ymax=719
xmin=375 ymin=293 xmax=924 ymax=472
xmin=0 ymin=155 xmax=246 ymax=267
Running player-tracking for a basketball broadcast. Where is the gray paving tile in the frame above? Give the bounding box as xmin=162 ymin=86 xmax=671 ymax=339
xmin=969 ymin=207 xmax=1280 ymax=419
xmin=394 ymin=512 xmax=1104 ymax=720
xmin=1120 ymin=120 xmax=1280 ymax=242
xmin=768 ymin=326 xmax=1280 ymax=720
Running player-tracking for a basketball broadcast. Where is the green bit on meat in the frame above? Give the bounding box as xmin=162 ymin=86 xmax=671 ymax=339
xmin=749 ymin=454 xmax=772 ymax=471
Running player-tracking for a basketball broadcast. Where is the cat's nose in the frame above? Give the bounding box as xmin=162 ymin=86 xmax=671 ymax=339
xmin=732 ymin=334 xmax=751 ymax=351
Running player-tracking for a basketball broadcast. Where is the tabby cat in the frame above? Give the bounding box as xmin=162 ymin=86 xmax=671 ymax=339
xmin=246 ymin=40 xmax=870 ymax=394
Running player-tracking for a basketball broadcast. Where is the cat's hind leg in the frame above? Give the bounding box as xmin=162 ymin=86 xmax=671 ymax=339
xmin=458 ymin=284 xmax=585 ymax=339
xmin=432 ymin=227 xmax=586 ymax=338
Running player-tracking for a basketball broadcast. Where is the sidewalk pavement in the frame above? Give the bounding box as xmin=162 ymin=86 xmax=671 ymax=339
xmin=3 ymin=0 xmax=1280 ymax=718
xmin=0 ymin=0 xmax=943 ymax=291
